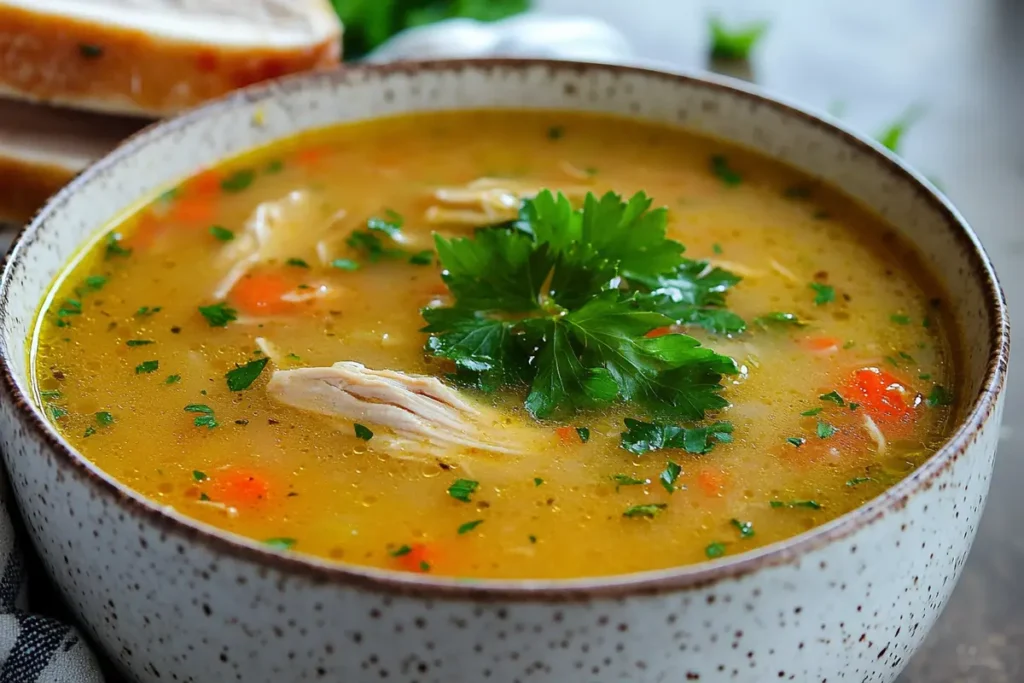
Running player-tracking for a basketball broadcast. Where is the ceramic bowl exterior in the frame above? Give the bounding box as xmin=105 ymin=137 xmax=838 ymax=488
xmin=0 ymin=60 xmax=1008 ymax=683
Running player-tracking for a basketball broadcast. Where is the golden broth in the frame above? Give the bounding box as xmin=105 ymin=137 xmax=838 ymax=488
xmin=31 ymin=111 xmax=955 ymax=579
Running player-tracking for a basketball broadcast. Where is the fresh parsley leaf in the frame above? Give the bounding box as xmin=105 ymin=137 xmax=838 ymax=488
xmin=457 ymin=520 xmax=484 ymax=535
xmin=330 ymin=258 xmax=360 ymax=271
xmin=126 ymin=339 xmax=154 ymax=347
xmin=926 ymin=385 xmax=953 ymax=407
xmin=225 ymin=357 xmax=269 ymax=392
xmin=919 ymin=373 xmax=932 ymax=380
xmin=83 ymin=426 xmax=96 ymax=437
xmin=800 ymin=407 xmax=822 ymax=417
xmin=49 ymin=405 xmax=68 ymax=420
xmin=82 ymin=275 xmax=108 ymax=292
xmin=199 ymin=492 xmax=211 ymax=501
xmin=849 ymin=402 xmax=860 ymax=411
xmin=620 ymin=418 xmax=733 ymax=456
xmin=419 ymin=561 xmax=431 ymax=572
xmin=816 ymin=420 xmax=836 ymax=439
xmin=95 ymin=411 xmax=115 ymax=426
xmin=447 ymin=478 xmax=479 ymax=503
xmin=209 ymin=225 xmax=234 ymax=241
xmin=409 ymin=250 xmax=434 ymax=265
xmin=705 ymin=541 xmax=727 ymax=558
xmin=354 ymin=423 xmax=373 ymax=440
xmin=712 ymin=243 xmax=723 ymax=254
xmin=708 ymin=16 xmax=769 ymax=60
xmin=623 ymin=503 xmax=667 ymax=518
xmin=165 ymin=374 xmax=181 ymax=384
xmin=221 ymin=169 xmax=256 ymax=193
xmin=819 ymin=391 xmax=845 ymax=406
xmin=877 ymin=105 xmax=923 ymax=154
xmin=390 ymin=545 xmax=412 ymax=557
xmin=368 ymin=209 xmax=403 ymax=235
xmin=575 ymin=427 xmax=590 ymax=443
xmin=192 ymin=470 xmax=208 ymax=482
xmin=105 ymin=232 xmax=132 ymax=258
xmin=39 ymin=390 xmax=61 ymax=400
xmin=346 ymin=230 xmax=406 ymax=262
xmin=730 ymin=519 xmax=754 ymax=538
xmin=286 ymin=258 xmax=310 ymax=269
xmin=771 ymin=500 xmax=822 ymax=510
xmin=809 ymin=282 xmax=835 ymax=305
xmin=898 ymin=351 xmax=915 ymax=363
xmin=786 ymin=437 xmax=805 ymax=448
xmin=890 ymin=314 xmax=911 ymax=325
xmin=709 ymin=155 xmax=742 ymax=185
xmin=135 ymin=306 xmax=162 ymax=317
xmin=193 ymin=415 xmax=218 ymax=429
xmin=754 ymin=312 xmax=806 ymax=329
xmin=264 ymin=537 xmax=296 ymax=550
xmin=135 ymin=360 xmax=159 ymax=374
xmin=184 ymin=404 xmax=213 ymax=414
xmin=846 ymin=476 xmax=872 ymax=487
xmin=265 ymin=159 xmax=284 ymax=174
xmin=533 ymin=477 xmax=544 ymax=486
xmin=612 ymin=474 xmax=647 ymax=490
xmin=547 ymin=125 xmax=565 ymax=140
xmin=528 ymin=534 xmax=537 ymax=543
xmin=660 ymin=461 xmax=682 ymax=493
xmin=198 ymin=302 xmax=237 ymax=327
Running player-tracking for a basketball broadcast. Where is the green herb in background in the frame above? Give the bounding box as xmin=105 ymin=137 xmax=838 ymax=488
xmin=708 ymin=16 xmax=769 ymax=61
xmin=876 ymin=105 xmax=924 ymax=154
xmin=331 ymin=0 xmax=530 ymax=59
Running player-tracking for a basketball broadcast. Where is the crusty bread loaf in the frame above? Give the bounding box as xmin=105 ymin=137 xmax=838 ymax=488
xmin=0 ymin=98 xmax=144 ymax=222
xmin=0 ymin=0 xmax=342 ymax=117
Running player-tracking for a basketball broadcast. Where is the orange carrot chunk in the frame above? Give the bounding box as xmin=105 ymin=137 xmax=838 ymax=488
xmin=210 ymin=469 xmax=271 ymax=506
xmin=228 ymin=273 xmax=297 ymax=316
xmin=697 ymin=469 xmax=725 ymax=496
xmin=395 ymin=543 xmax=436 ymax=573
xmin=844 ymin=367 xmax=913 ymax=422
xmin=188 ymin=169 xmax=222 ymax=196
xmin=555 ymin=426 xmax=576 ymax=445
xmin=645 ymin=326 xmax=673 ymax=338
xmin=804 ymin=336 xmax=840 ymax=353
xmin=170 ymin=198 xmax=215 ymax=224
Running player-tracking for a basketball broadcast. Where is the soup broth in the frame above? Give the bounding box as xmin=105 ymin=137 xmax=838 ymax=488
xmin=31 ymin=111 xmax=955 ymax=579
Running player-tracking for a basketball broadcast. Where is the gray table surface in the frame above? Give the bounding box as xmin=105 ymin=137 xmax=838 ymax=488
xmin=5 ymin=1 xmax=1021 ymax=681
xmin=540 ymin=0 xmax=1021 ymax=680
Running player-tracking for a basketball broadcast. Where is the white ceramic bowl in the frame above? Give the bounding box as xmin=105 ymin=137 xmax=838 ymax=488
xmin=0 ymin=60 xmax=1009 ymax=683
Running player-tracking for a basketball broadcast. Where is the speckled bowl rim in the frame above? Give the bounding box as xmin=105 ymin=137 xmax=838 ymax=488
xmin=0 ymin=59 xmax=1010 ymax=602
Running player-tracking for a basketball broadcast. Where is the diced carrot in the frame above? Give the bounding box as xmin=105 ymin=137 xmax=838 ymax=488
xmin=188 ymin=169 xmax=222 ymax=196
xmin=294 ymin=146 xmax=330 ymax=168
xmin=170 ymin=198 xmax=215 ymax=224
xmin=804 ymin=336 xmax=840 ymax=353
xmin=229 ymin=272 xmax=298 ymax=316
xmin=555 ymin=426 xmax=576 ymax=445
xmin=645 ymin=326 xmax=673 ymax=339
xmin=124 ymin=211 xmax=161 ymax=251
xmin=697 ymin=469 xmax=725 ymax=496
xmin=426 ymin=283 xmax=449 ymax=297
xmin=210 ymin=469 xmax=271 ymax=507
xmin=843 ymin=367 xmax=914 ymax=423
xmin=394 ymin=543 xmax=436 ymax=573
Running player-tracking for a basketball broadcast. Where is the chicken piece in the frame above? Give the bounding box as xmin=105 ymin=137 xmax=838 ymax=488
xmin=212 ymin=190 xmax=345 ymax=299
xmin=267 ymin=361 xmax=532 ymax=459
xmin=426 ymin=177 xmax=592 ymax=226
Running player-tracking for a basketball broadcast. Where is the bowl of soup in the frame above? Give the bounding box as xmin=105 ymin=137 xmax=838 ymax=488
xmin=0 ymin=60 xmax=1008 ymax=683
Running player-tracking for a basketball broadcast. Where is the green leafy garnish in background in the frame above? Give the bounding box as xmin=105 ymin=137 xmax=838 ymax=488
xmin=331 ymin=0 xmax=530 ymax=59
xmin=876 ymin=105 xmax=924 ymax=154
xmin=708 ymin=16 xmax=769 ymax=61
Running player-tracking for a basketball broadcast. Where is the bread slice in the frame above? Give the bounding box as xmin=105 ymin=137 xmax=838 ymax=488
xmin=0 ymin=0 xmax=342 ymax=117
xmin=0 ymin=98 xmax=145 ymax=223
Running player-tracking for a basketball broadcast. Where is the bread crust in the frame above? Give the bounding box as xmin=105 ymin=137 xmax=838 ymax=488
xmin=0 ymin=3 xmax=342 ymax=117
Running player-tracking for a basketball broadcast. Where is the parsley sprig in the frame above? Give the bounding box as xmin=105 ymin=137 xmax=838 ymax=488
xmin=421 ymin=191 xmax=739 ymax=420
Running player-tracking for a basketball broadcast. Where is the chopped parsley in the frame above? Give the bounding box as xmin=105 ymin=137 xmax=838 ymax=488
xmin=286 ymin=353 xmax=301 ymax=361
xmin=846 ymin=476 xmax=872 ymax=487
xmin=95 ymin=411 xmax=115 ymax=426
xmin=708 ymin=16 xmax=768 ymax=60
xmin=547 ymin=126 xmax=565 ymax=140
xmin=135 ymin=360 xmax=159 ymax=374
xmin=801 ymin=407 xmax=822 ymax=417
xmin=709 ymin=155 xmax=742 ymax=185
xmin=77 ymin=275 xmax=108 ymax=294
xmin=198 ymin=302 xmax=237 ymax=327
xmin=285 ymin=257 xmax=310 ymax=269
xmin=330 ymin=258 xmax=360 ymax=271
xmin=135 ymin=306 xmax=162 ymax=317
xmin=367 ymin=209 xmax=404 ymax=238
xmin=898 ymin=351 xmax=915 ymax=362
xmin=265 ymin=159 xmax=284 ymax=174
xmin=104 ymin=232 xmax=132 ymax=258
xmin=221 ymin=169 xmax=256 ymax=193
xmin=786 ymin=437 xmax=805 ymax=448
xmin=447 ymin=478 xmax=479 ymax=503
xmin=848 ymin=402 xmax=860 ymax=411
xmin=623 ymin=503 xmax=667 ymax=518
xmin=209 ymin=225 xmax=235 ymax=241
xmin=809 ymin=282 xmax=835 ymax=305
xmin=419 ymin=561 xmax=431 ymax=572
xmin=877 ymin=106 xmax=923 ymax=154
xmin=919 ymin=373 xmax=932 ymax=380
xmin=819 ymin=391 xmax=845 ymax=406
xmin=712 ymin=243 xmax=723 ymax=254
xmin=457 ymin=520 xmax=484 ymax=535
xmin=49 ymin=405 xmax=68 ymax=420
xmin=126 ymin=339 xmax=154 ymax=347
xmin=264 ymin=538 xmax=296 ymax=550
xmin=193 ymin=470 xmax=208 ymax=482
xmin=926 ymin=385 xmax=953 ymax=407
xmin=705 ymin=541 xmax=727 ymax=558
xmin=730 ymin=519 xmax=754 ymax=538
xmin=659 ymin=461 xmax=682 ymax=493
xmin=890 ymin=314 xmax=911 ymax=325
xmin=575 ymin=427 xmax=590 ymax=443
xmin=409 ymin=250 xmax=434 ymax=266
xmin=533 ymin=477 xmax=544 ymax=486
xmin=816 ymin=421 xmax=836 ymax=439
xmin=422 ymin=190 xmax=740 ymax=418
xmin=620 ymin=418 xmax=733 ymax=456
xmin=39 ymin=390 xmax=61 ymax=400
xmin=390 ymin=545 xmax=412 ymax=557
xmin=83 ymin=426 xmax=96 ymax=438
xmin=225 ymin=357 xmax=269 ymax=391
xmin=185 ymin=404 xmax=217 ymax=429
xmin=528 ymin=534 xmax=538 ymax=544
xmin=754 ymin=312 xmax=807 ymax=328
xmin=612 ymin=474 xmax=647 ymax=490
xmin=354 ymin=423 xmax=373 ymax=440
xmin=165 ymin=374 xmax=181 ymax=384
xmin=79 ymin=43 xmax=104 ymax=59
xmin=771 ymin=499 xmax=822 ymax=510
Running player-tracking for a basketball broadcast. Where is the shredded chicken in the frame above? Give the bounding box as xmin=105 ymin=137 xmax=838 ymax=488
xmin=267 ymin=361 xmax=533 ymax=459
xmin=426 ymin=177 xmax=592 ymax=226
xmin=212 ymin=191 xmax=343 ymax=299
xmin=769 ymin=259 xmax=799 ymax=283
xmin=862 ymin=414 xmax=887 ymax=454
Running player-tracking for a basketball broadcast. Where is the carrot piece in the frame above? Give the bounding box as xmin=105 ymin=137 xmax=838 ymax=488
xmin=124 ymin=211 xmax=161 ymax=251
xmin=555 ymin=426 xmax=576 ymax=444
xmin=697 ymin=469 xmax=725 ymax=496
xmin=804 ymin=336 xmax=840 ymax=353
xmin=294 ymin=146 xmax=330 ymax=168
xmin=188 ymin=169 xmax=222 ymax=196
xmin=645 ymin=326 xmax=673 ymax=338
xmin=170 ymin=198 xmax=215 ymax=224
xmin=210 ymin=469 xmax=271 ymax=506
xmin=843 ymin=367 xmax=913 ymax=422
xmin=395 ymin=543 xmax=436 ymax=573
xmin=229 ymin=273 xmax=298 ymax=316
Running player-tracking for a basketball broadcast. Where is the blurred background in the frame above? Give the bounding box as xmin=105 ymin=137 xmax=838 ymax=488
xmin=3 ymin=1 xmax=1021 ymax=681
